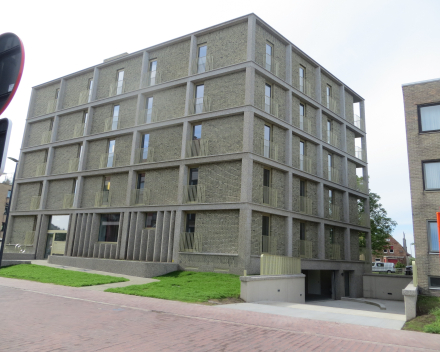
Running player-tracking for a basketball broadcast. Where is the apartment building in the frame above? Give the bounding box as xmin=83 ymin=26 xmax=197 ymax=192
xmin=403 ymin=78 xmax=440 ymax=296
xmin=5 ymin=14 xmax=370 ymax=299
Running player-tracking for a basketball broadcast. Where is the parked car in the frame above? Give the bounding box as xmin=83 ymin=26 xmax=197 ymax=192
xmin=405 ymin=265 xmax=413 ymax=275
xmin=372 ymin=262 xmax=396 ymax=273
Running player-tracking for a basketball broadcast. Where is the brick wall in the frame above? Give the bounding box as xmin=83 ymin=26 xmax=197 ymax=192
xmin=345 ymin=91 xmax=355 ymax=124
xmin=32 ymin=82 xmax=60 ymax=117
xmin=204 ymin=71 xmax=246 ymax=111
xmin=21 ymin=150 xmax=47 ymax=178
xmin=46 ymin=179 xmax=75 ymax=209
xmin=81 ymin=176 xmax=102 ymax=208
xmin=254 ymin=116 xmax=286 ymax=160
xmin=350 ymin=230 xmax=360 ymax=261
xmin=321 ymin=74 xmax=340 ymax=115
xmin=8 ymin=215 xmax=36 ymax=245
xmin=349 ymin=195 xmax=360 ymax=224
xmin=292 ymin=50 xmax=316 ymax=98
xmin=254 ymin=74 xmax=286 ymax=121
xmin=251 ymin=211 xmax=286 ymax=256
xmin=324 ymin=225 xmax=345 ymax=260
xmin=323 ymin=186 xmax=343 ymax=220
xmin=15 ymin=182 xmax=41 ymax=211
xmin=255 ymin=24 xmax=286 ymax=80
xmin=292 ymin=219 xmax=319 ymax=258
xmin=346 ymin=128 xmax=355 ymax=156
xmin=51 ymin=144 xmax=80 ymax=175
xmin=322 ymin=149 xmax=342 ymax=184
xmin=26 ymin=119 xmax=52 ymax=147
xmin=292 ymin=175 xmax=318 ymax=216
xmin=57 ymin=111 xmax=85 ymax=141
xmin=292 ymin=134 xmax=317 ymax=175
xmin=91 ymin=97 xmax=137 ymax=134
xmin=86 ymin=139 xmax=108 ymax=170
xmin=292 ymin=94 xmax=317 ymax=136
xmin=146 ymin=85 xmax=186 ymax=121
xmin=143 ymin=167 xmax=179 ymax=205
xmin=149 ymin=125 xmax=182 ymax=162
xmin=201 ymin=114 xmax=243 ymax=155
xmin=114 ymin=134 xmax=132 ymax=167
xmin=347 ymin=160 xmax=357 ymax=189
xmin=62 ymin=71 xmax=94 ymax=109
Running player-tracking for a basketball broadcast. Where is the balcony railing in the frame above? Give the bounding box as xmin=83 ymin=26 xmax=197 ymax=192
xmin=130 ymin=188 xmax=151 ymax=206
xmin=296 ymin=115 xmax=314 ymax=135
xmin=135 ymin=147 xmax=155 ymax=164
xmin=99 ymin=152 xmax=128 ymax=169
xmin=78 ymin=89 xmax=91 ymax=105
xmin=257 ymin=97 xmax=279 ymax=118
xmin=192 ymin=55 xmax=214 ymax=74
xmin=328 ymin=204 xmax=341 ymax=221
xmin=183 ymin=185 xmax=206 ymax=203
xmin=30 ymin=196 xmax=41 ymax=210
xmin=298 ymin=154 xmax=313 ymax=174
xmin=260 ymin=235 xmax=277 ymax=255
xmin=299 ymin=240 xmax=313 ymax=259
xmin=354 ymin=114 xmax=366 ymax=131
xmin=326 ymin=96 xmax=338 ymax=113
xmin=189 ymin=96 xmax=212 ymax=115
xmin=257 ymin=53 xmax=280 ymax=77
xmin=104 ymin=117 xmax=121 ymax=132
xmin=359 ymin=247 xmax=367 ymax=261
xmin=329 ymin=243 xmax=341 ymax=260
xmin=138 ymin=108 xmax=165 ymax=125
xmin=186 ymin=139 xmax=209 ymax=158
xmin=109 ymin=80 xmax=125 ymax=97
xmin=358 ymin=212 xmax=369 ymax=227
xmin=179 ymin=232 xmax=203 ymax=252
xmin=141 ymin=71 xmax=162 ymax=88
xmin=255 ymin=139 xmax=280 ymax=162
xmin=326 ymin=131 xmax=340 ymax=148
xmin=328 ymin=166 xmax=341 ymax=184
xmin=298 ymin=195 xmax=313 ymax=215
xmin=94 ymin=191 xmax=111 ymax=207
xmin=35 ymin=163 xmax=46 ymax=177
xmin=46 ymin=99 xmax=57 ymax=114
xmin=260 ymin=253 xmax=301 ymax=275
xmin=356 ymin=179 xmax=368 ymax=194
xmin=355 ymin=146 xmax=366 ymax=161
xmin=63 ymin=194 xmax=75 ymax=209
xmin=262 ymin=186 xmax=278 ymax=208
xmin=293 ymin=74 xmax=314 ymax=98
xmin=68 ymin=158 xmax=79 ymax=173
xmin=41 ymin=131 xmax=52 ymax=145
xmin=73 ymin=123 xmax=85 ymax=138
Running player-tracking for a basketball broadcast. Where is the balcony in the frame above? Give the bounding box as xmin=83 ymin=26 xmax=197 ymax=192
xmin=104 ymin=117 xmax=120 ymax=132
xmin=255 ymin=139 xmax=281 ymax=162
xmin=109 ymin=80 xmax=125 ymax=97
xmin=326 ymin=131 xmax=340 ymax=148
xmin=358 ymin=212 xmax=369 ymax=227
xmin=186 ymin=139 xmax=209 ymax=158
xmin=326 ymin=96 xmax=338 ymax=113
xmin=35 ymin=163 xmax=46 ymax=177
xmin=297 ymin=154 xmax=313 ymax=174
xmin=68 ymin=158 xmax=79 ymax=173
xmin=359 ymin=247 xmax=367 ymax=261
xmin=261 ymin=235 xmax=277 ymax=255
xmin=179 ymin=232 xmax=203 ymax=253
xmin=262 ymin=186 xmax=278 ymax=208
xmin=130 ymin=188 xmax=151 ymax=206
xmin=138 ymin=108 xmax=165 ymax=125
xmin=257 ymin=54 xmax=280 ymax=78
xmin=354 ymin=114 xmax=366 ymax=131
xmin=135 ymin=147 xmax=155 ymax=164
xmin=192 ymin=55 xmax=214 ymax=74
xmin=257 ymin=97 xmax=279 ymax=118
xmin=183 ymin=185 xmax=206 ymax=203
xmin=99 ymin=152 xmax=128 ymax=169
xmin=328 ymin=204 xmax=341 ymax=221
xmin=41 ymin=131 xmax=52 ymax=145
xmin=295 ymin=115 xmax=315 ymax=135
xmin=46 ymin=99 xmax=57 ymax=114
xmin=78 ymin=89 xmax=91 ymax=105
xmin=355 ymin=147 xmax=366 ymax=161
xmin=356 ymin=178 xmax=368 ymax=194
xmin=30 ymin=196 xmax=41 ymax=210
xmin=94 ymin=191 xmax=111 ymax=207
xmin=328 ymin=167 xmax=341 ymax=184
xmin=299 ymin=240 xmax=313 ymax=259
xmin=63 ymin=194 xmax=74 ymax=209
xmin=329 ymin=243 xmax=341 ymax=260
xmin=298 ymin=195 xmax=313 ymax=215
xmin=189 ymin=96 xmax=212 ymax=115
xmin=73 ymin=123 xmax=85 ymax=138
xmin=293 ymin=74 xmax=314 ymax=98
xmin=141 ymin=71 xmax=162 ymax=88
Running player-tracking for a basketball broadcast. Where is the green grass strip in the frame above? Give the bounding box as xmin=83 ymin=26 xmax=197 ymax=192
xmin=0 ymin=264 xmax=128 ymax=287
xmin=106 ymin=271 xmax=240 ymax=302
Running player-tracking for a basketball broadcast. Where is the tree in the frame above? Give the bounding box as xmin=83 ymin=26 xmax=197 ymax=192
xmin=359 ymin=192 xmax=397 ymax=255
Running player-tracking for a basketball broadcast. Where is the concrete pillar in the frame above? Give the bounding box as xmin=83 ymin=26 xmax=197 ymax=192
xmin=153 ymin=211 xmax=164 ymax=262
xmin=88 ymin=213 xmax=100 ymax=257
xmin=172 ymin=210 xmax=183 ymax=263
xmin=245 ymin=67 xmax=255 ymax=106
xmin=26 ymin=88 xmax=36 ymax=120
xmin=65 ymin=213 xmax=77 ymax=256
xmin=78 ymin=140 xmax=88 ymax=172
xmin=341 ymin=123 xmax=347 ymax=153
xmin=317 ymin=145 xmax=323 ymax=179
xmin=84 ymin=106 xmax=93 ymax=136
xmin=82 ymin=214 xmax=93 ymax=257
xmin=139 ymin=229 xmax=148 ymax=261
xmin=285 ymin=44 xmax=292 ymax=85
xmin=315 ymin=67 xmax=322 ymax=104
xmin=160 ymin=211 xmax=171 ymax=262
xmin=39 ymin=180 xmax=49 ymax=210
xmin=146 ymin=229 xmax=155 ymax=262
xmin=90 ymin=67 xmax=99 ymax=102
xmin=115 ymin=212 xmax=124 ymax=259
xmin=126 ymin=170 xmax=136 ymax=206
xmin=184 ymin=82 xmax=194 ymax=116
xmin=344 ymin=227 xmax=351 ymax=261
xmin=339 ymin=85 xmax=346 ymax=119
xmin=246 ymin=14 xmax=257 ymax=62
xmin=139 ymin=50 xmax=149 ymax=89
xmin=343 ymin=191 xmax=349 ymax=223
xmin=240 ymin=157 xmax=253 ymax=203
xmin=45 ymin=147 xmax=54 ymax=176
xmin=318 ymin=222 xmax=325 ymax=260
xmin=72 ymin=213 xmax=83 ymax=257
xmin=133 ymin=212 xmax=145 ymax=260
xmin=177 ymin=165 xmax=187 ymax=205
xmin=77 ymin=214 xmax=88 ymax=257
xmin=126 ymin=212 xmax=137 ymax=260
xmin=35 ymin=214 xmax=50 ymax=259
xmin=118 ymin=211 xmax=131 ymax=259
xmin=181 ymin=121 xmax=191 ymax=159
xmin=51 ymin=116 xmax=59 ymax=143
xmin=286 ymin=216 xmax=293 ymax=257
xmin=188 ymin=35 xmax=197 ymax=76
xmin=317 ymin=182 xmax=324 ymax=219
xmin=56 ymin=78 xmax=66 ymax=111
xmin=285 ymin=91 xmax=292 ymax=126
xmin=167 ymin=211 xmax=175 ymax=262
xmin=243 ymin=111 xmax=254 ymax=153
xmin=238 ymin=207 xmax=252 ymax=272
xmin=135 ymin=93 xmax=144 ymax=126
xmin=131 ymin=130 xmax=141 ymax=165
xmin=73 ymin=176 xmax=84 ymax=208
xmin=342 ymin=156 xmax=348 ymax=187
xmin=286 ymin=131 xmax=292 ymax=167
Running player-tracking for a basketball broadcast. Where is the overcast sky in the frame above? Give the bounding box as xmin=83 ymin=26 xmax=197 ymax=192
xmin=3 ymin=0 xmax=440 ymax=255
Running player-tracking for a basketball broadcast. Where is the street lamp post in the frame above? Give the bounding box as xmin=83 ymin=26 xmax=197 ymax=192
xmin=0 ymin=157 xmax=19 ymax=267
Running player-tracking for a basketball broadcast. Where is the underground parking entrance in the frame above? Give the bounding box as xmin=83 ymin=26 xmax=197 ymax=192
xmin=303 ymin=270 xmax=335 ymax=301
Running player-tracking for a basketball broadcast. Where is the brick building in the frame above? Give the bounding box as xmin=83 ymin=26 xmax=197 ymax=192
xmin=403 ymin=78 xmax=440 ymax=295
xmin=0 ymin=181 xmax=12 ymax=239
xmin=372 ymin=234 xmax=410 ymax=265
xmin=5 ymin=14 xmax=371 ymax=299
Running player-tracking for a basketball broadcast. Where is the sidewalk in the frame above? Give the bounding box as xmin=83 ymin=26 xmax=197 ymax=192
xmin=0 ymin=276 xmax=438 ymax=351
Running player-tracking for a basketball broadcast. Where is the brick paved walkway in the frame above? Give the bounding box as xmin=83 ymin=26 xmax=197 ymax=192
xmin=0 ymin=277 xmax=438 ymax=351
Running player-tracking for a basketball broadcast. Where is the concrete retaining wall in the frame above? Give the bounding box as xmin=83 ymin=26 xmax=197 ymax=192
xmin=402 ymin=281 xmax=418 ymax=321
xmin=363 ymin=274 xmax=413 ymax=301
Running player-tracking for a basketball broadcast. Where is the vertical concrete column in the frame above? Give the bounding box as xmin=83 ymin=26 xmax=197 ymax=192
xmin=130 ymin=131 xmax=140 ymax=165
xmin=15 ymin=151 xmax=25 ymax=180
xmin=318 ymin=222 xmax=325 ymax=260
xmin=39 ymin=180 xmax=49 ymax=210
xmin=245 ymin=67 xmax=255 ymax=107
xmin=285 ymin=91 xmax=292 ymax=125
xmin=184 ymin=81 xmax=194 ymax=116
xmin=88 ymin=213 xmax=100 ymax=257
xmin=316 ymin=108 xmax=323 ymax=141
xmin=341 ymin=124 xmax=347 ymax=153
xmin=172 ymin=210 xmax=184 ymax=263
xmin=56 ymin=78 xmax=66 ymax=111
xmin=78 ymin=140 xmax=88 ymax=172
xmin=51 ymin=116 xmax=59 ymax=142
xmin=45 ymin=147 xmax=54 ymax=176
xmin=339 ymin=85 xmax=346 ymax=120
xmin=35 ymin=214 xmax=50 ymax=259
xmin=118 ymin=211 xmax=131 ymax=259
xmin=246 ymin=14 xmax=257 ymax=62
xmin=90 ymin=67 xmax=99 ymax=101
xmin=285 ymin=44 xmax=292 ymax=85
xmin=341 ymin=156 xmax=348 ymax=187
xmin=188 ymin=35 xmax=197 ymax=76
xmin=238 ymin=207 xmax=252 ymax=273
xmin=83 ymin=106 xmax=93 ymax=136
xmin=286 ymin=171 xmax=292 ymax=211
xmin=139 ymin=50 xmax=149 ymax=89
xmin=73 ymin=176 xmax=84 ymax=208
xmin=317 ymin=182 xmax=324 ymax=218
xmin=134 ymin=93 xmax=144 ymax=126
xmin=177 ymin=165 xmax=188 ymax=205
xmin=342 ymin=191 xmax=349 ymax=223
xmin=286 ymin=216 xmax=293 ymax=257
xmin=317 ymin=145 xmax=323 ymax=179
xmin=26 ymin=88 xmax=36 ymax=119
xmin=285 ymin=130 xmax=292 ymax=167
xmin=65 ymin=213 xmax=77 ymax=256
xmin=125 ymin=170 xmax=136 ymax=206
xmin=315 ymin=67 xmax=322 ymax=105
xmin=344 ymin=227 xmax=351 ymax=261
xmin=181 ymin=121 xmax=191 ymax=159
xmin=240 ymin=157 xmax=253 ymax=203
xmin=153 ymin=211 xmax=164 ymax=262
xmin=242 ymin=111 xmax=254 ymax=153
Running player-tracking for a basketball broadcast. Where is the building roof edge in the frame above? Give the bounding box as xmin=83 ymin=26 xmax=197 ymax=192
xmin=402 ymin=77 xmax=440 ymax=87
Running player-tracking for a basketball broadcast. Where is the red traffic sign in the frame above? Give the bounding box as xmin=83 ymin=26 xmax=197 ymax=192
xmin=0 ymin=33 xmax=25 ymax=116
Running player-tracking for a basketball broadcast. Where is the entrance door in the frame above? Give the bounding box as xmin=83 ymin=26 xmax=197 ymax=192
xmin=344 ymin=271 xmax=350 ymax=297
xmin=45 ymin=231 xmax=67 ymax=258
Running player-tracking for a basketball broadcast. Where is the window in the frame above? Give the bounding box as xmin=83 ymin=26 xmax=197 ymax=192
xmin=87 ymin=78 xmax=93 ymax=102
xmin=300 ymin=222 xmax=306 ymax=241
xmin=429 ymin=276 xmax=440 ymax=289
xmin=141 ymin=134 xmax=149 ymax=161
xmin=428 ymin=221 xmax=439 ymax=253
xmin=186 ymin=213 xmax=196 ymax=233
xmin=300 ymin=140 xmax=305 ymax=171
xmin=389 ymin=246 xmax=394 ymax=253
xmin=423 ymin=161 xmax=440 ymax=190
xmin=375 ymin=258 xmax=381 ymax=262
xmin=299 ymin=103 xmax=305 ymax=130
xmin=145 ymin=212 xmax=157 ymax=228
xmin=328 ymin=154 xmax=333 ymax=181
xmin=102 ymin=176 xmax=111 ymax=205
xmin=326 ymin=85 xmax=332 ymax=109
xmin=189 ymin=168 xmax=198 ymax=186
xmin=419 ymin=103 xmax=440 ymax=132
xmin=6 ymin=190 xmax=11 ymax=198
xmin=327 ymin=120 xmax=332 ymax=144
xmin=49 ymin=215 xmax=70 ymax=231
xmin=328 ymin=189 xmax=333 ymax=217
xmin=197 ymin=45 xmax=207 ymax=73
xmin=149 ymin=60 xmax=157 ymax=85
xmin=262 ymin=215 xmax=270 ymax=253
xmin=193 ymin=124 xmax=202 ymax=140
xmin=98 ymin=214 xmax=120 ymax=242
xmin=49 ymin=119 xmax=54 ymax=131
xmin=145 ymin=97 xmax=153 ymax=123
xmin=194 ymin=84 xmax=204 ymax=114
xmin=111 ymin=105 xmax=120 ymax=130
xmin=107 ymin=140 xmax=115 ymax=168
xmin=55 ymin=88 xmax=60 ymax=100
xmin=137 ymin=173 xmax=145 ymax=189
xmin=264 ymin=84 xmax=271 ymax=114
xmin=383 ymin=248 xmax=388 ymax=253
xmin=300 ymin=180 xmax=306 ymax=197
xmin=264 ymin=125 xmax=271 ymax=158
xmin=265 ymin=42 xmax=273 ymax=71
xmin=116 ymin=69 xmax=124 ymax=95
xmin=103 ymin=176 xmax=111 ymax=191
xmin=263 ymin=169 xmax=271 ymax=204
xmin=299 ymin=66 xmax=305 ymax=92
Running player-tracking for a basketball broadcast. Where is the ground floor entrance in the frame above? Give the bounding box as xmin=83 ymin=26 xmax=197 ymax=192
xmin=303 ymin=270 xmax=334 ymax=301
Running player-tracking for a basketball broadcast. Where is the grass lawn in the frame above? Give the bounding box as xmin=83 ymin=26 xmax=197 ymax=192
xmin=403 ymin=296 xmax=440 ymax=334
xmin=0 ymin=264 xmax=128 ymax=287
xmin=106 ymin=271 xmax=240 ymax=303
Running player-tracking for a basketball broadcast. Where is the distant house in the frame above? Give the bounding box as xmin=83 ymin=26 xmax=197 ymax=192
xmin=372 ymin=234 xmax=411 ymax=265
